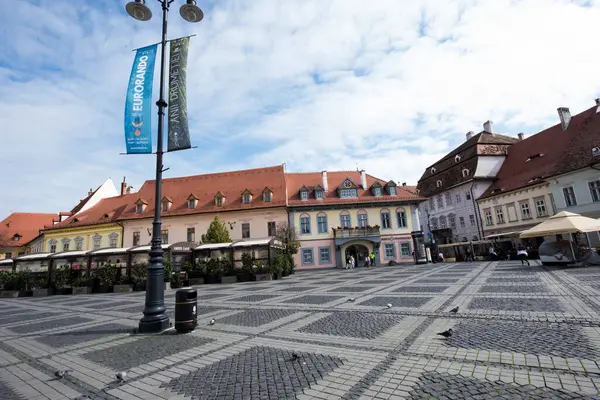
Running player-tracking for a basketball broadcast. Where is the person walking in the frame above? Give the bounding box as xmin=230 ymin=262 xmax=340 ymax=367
xmin=465 ymin=247 xmax=473 ymax=262
xmin=364 ymin=255 xmax=370 ymax=268
xmin=517 ymin=244 xmax=530 ymax=266
xmin=369 ymin=252 xmax=376 ymax=267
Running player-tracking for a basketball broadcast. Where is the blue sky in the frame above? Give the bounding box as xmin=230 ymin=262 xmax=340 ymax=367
xmin=1 ymin=0 xmax=600 ymax=217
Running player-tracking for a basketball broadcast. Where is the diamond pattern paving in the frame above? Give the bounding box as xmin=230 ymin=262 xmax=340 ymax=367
xmin=486 ymin=277 xmax=541 ymax=283
xmin=273 ymin=286 xmax=314 ymax=292
xmin=0 ymin=312 xmax=57 ymax=326
xmin=228 ymin=294 xmax=281 ymax=302
xmin=408 ymin=372 xmax=592 ymax=400
xmin=358 ymin=296 xmax=432 ymax=308
xmin=282 ymin=295 xmax=344 ymax=304
xmin=160 ymin=346 xmax=344 ymax=400
xmin=9 ymin=316 xmax=95 ymax=334
xmin=327 ymin=285 xmax=375 ymax=293
xmin=36 ymin=323 xmax=132 ymax=348
xmin=0 ymin=382 xmax=23 ymax=400
xmin=298 ymin=312 xmax=402 ymax=339
xmin=478 ymin=285 xmax=549 ymax=293
xmin=392 ymin=286 xmax=449 ymax=293
xmin=82 ymin=333 xmax=215 ymax=371
xmin=82 ymin=300 xmax=139 ymax=309
xmin=445 ymin=320 xmax=600 ymax=360
xmin=414 ymin=278 xmax=459 ymax=284
xmin=216 ymin=309 xmax=297 ymax=327
xmin=469 ymin=297 xmax=563 ymax=312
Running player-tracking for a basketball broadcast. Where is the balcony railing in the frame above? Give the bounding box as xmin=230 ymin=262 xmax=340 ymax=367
xmin=333 ymin=226 xmax=381 ymax=238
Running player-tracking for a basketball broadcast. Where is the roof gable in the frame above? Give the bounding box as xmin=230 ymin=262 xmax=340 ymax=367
xmin=0 ymin=213 xmax=58 ymax=247
xmin=337 ymin=178 xmax=358 ymax=189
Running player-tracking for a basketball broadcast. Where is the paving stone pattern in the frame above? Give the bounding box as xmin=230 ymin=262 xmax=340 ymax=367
xmin=486 ymin=277 xmax=541 ymax=283
xmin=0 ymin=382 xmax=24 ymax=400
xmin=83 ymin=333 xmax=215 ymax=371
xmin=82 ymin=301 xmax=139 ymax=309
xmin=9 ymin=316 xmax=95 ymax=335
xmin=327 ymin=285 xmax=376 ymax=292
xmin=392 ymin=286 xmax=449 ymax=293
xmin=408 ymin=372 xmax=593 ymax=400
xmin=0 ymin=312 xmax=51 ymax=325
xmin=36 ymin=323 xmax=133 ymax=348
xmin=298 ymin=312 xmax=402 ymax=339
xmin=358 ymin=296 xmax=432 ymax=308
xmin=217 ymin=309 xmax=297 ymax=327
xmin=228 ymin=294 xmax=281 ymax=302
xmin=282 ymin=295 xmax=345 ymax=304
xmin=478 ymin=285 xmax=549 ymax=293
xmin=468 ymin=297 xmax=564 ymax=312
xmin=273 ymin=286 xmax=314 ymax=292
xmin=414 ymin=278 xmax=460 ymax=284
xmin=446 ymin=320 xmax=600 ymax=359
xmin=160 ymin=346 xmax=344 ymax=400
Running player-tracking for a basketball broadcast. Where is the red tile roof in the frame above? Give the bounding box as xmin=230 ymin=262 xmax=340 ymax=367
xmin=286 ymin=171 xmax=423 ymax=206
xmin=553 ymin=106 xmax=600 ymax=176
xmin=47 ymin=166 xmax=288 ymax=228
xmin=0 ymin=213 xmax=58 ymax=247
xmin=479 ymin=105 xmax=599 ymax=200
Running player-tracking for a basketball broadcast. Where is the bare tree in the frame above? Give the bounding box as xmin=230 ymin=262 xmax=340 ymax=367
xmin=275 ymin=221 xmax=300 ymax=255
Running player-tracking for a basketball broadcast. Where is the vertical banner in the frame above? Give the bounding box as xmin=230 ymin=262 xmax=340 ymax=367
xmin=124 ymin=44 xmax=158 ymax=154
xmin=167 ymin=37 xmax=191 ymax=152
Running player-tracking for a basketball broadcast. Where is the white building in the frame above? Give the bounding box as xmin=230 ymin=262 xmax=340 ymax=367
xmin=417 ymin=121 xmax=519 ymax=245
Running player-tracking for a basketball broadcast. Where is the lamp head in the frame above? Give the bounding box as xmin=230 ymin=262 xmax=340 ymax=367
xmin=180 ymin=0 xmax=204 ymax=23
xmin=126 ymin=0 xmax=152 ymax=22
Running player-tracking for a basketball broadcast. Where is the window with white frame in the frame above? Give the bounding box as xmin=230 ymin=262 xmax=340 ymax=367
xmin=300 ymin=190 xmax=309 ymax=200
xmin=396 ymin=209 xmax=407 ymax=228
xmin=74 ymin=237 xmax=84 ymax=251
xmin=448 ymin=214 xmax=456 ymax=229
xmin=589 ymin=180 xmax=600 ymax=202
xmin=92 ymin=235 xmax=101 ymax=250
xmin=357 ymin=212 xmax=368 ymax=227
xmin=263 ymin=190 xmax=272 ymax=202
xmin=161 ymin=230 xmax=169 ymax=244
xmin=456 ymin=193 xmax=461 ymax=203
xmin=439 ymin=215 xmax=447 ymax=229
xmin=548 ymin=193 xmax=557 ymax=215
xmin=429 ymin=198 xmax=435 ymax=210
xmin=109 ymin=233 xmax=119 ymax=248
xmin=495 ymin=207 xmax=504 ymax=224
xmin=534 ymin=197 xmax=547 ymax=217
xmin=339 ymin=188 xmax=358 ymax=198
xmin=187 ymin=227 xmax=195 ymax=242
xmin=520 ymin=201 xmax=532 ymax=219
xmin=563 ymin=186 xmax=577 ymax=207
xmin=268 ymin=221 xmax=276 ymax=236
xmin=242 ymin=192 xmax=252 ymax=204
xmin=187 ymin=198 xmax=197 ymax=209
xmin=300 ymin=215 xmax=311 ymax=234
xmin=315 ymin=190 xmax=324 ymax=200
xmin=317 ymin=214 xmax=328 ymax=233
xmin=373 ymin=187 xmax=382 ymax=196
xmin=437 ymin=195 xmax=444 ymax=208
xmin=459 ymin=216 xmax=465 ymax=228
xmin=136 ymin=203 xmax=144 ymax=214
xmin=388 ymin=186 xmax=397 ymax=195
xmin=469 ymin=214 xmax=476 ymax=227
xmin=400 ymin=243 xmax=411 ymax=256
xmin=445 ymin=193 xmax=452 ymax=206
xmin=384 ymin=243 xmax=396 ymax=259
xmin=381 ymin=210 xmax=392 ymax=229
xmin=430 ymin=217 xmax=438 ymax=230
xmin=301 ymin=248 xmax=314 ymax=265
xmin=133 ymin=231 xmax=140 ymax=246
xmin=340 ymin=213 xmax=351 ymax=227
xmin=484 ymin=209 xmax=493 ymax=226
xmin=242 ymin=223 xmax=250 ymax=239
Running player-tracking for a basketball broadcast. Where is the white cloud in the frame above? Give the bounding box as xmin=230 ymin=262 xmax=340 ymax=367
xmin=0 ymin=0 xmax=599 ymax=217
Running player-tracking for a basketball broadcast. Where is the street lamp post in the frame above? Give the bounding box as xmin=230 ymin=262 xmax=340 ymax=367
xmin=125 ymin=0 xmax=203 ymax=334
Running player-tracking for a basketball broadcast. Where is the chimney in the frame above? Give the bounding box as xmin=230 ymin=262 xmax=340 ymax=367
xmin=483 ymin=120 xmax=493 ymax=133
xmin=360 ymin=170 xmax=367 ymax=189
xmin=466 ymin=131 xmax=475 ymax=141
xmin=595 ymin=98 xmax=600 ymax=113
xmin=518 ymin=133 xmax=524 ymax=141
xmin=321 ymin=171 xmax=329 ymax=192
xmin=557 ymin=107 xmax=571 ymax=130
xmin=87 ymin=188 xmax=93 ymax=196
xmin=120 ymin=177 xmax=127 ymax=196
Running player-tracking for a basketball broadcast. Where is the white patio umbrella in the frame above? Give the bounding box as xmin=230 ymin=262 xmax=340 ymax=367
xmin=519 ymin=211 xmax=600 ymax=238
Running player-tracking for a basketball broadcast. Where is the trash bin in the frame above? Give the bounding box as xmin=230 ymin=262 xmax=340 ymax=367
xmin=175 ymin=288 xmax=198 ymax=334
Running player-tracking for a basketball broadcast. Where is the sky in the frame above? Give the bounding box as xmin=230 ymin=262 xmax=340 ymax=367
xmin=1 ymin=0 xmax=600 ymax=217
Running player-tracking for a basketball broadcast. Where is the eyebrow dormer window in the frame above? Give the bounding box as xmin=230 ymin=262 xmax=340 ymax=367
xmin=455 ymin=155 xmax=461 ymax=163
xmin=462 ymin=169 xmax=470 ymax=177
xmin=436 ymin=180 xmax=443 ymax=188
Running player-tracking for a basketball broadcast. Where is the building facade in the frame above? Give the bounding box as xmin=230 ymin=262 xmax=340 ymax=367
xmin=286 ymin=170 xmax=423 ymax=269
xmin=417 ymin=122 xmax=520 ymax=245
xmin=118 ymin=165 xmax=288 ymax=246
xmin=0 ymin=213 xmax=58 ymax=259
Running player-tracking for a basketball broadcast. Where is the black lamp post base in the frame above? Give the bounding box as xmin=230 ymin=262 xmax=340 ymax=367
xmin=138 ymin=314 xmax=171 ymax=333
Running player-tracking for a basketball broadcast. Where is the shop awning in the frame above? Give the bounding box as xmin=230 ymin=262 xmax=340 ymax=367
xmin=194 ymin=243 xmax=232 ymax=250
xmin=88 ymin=247 xmax=132 ymax=256
xmin=484 ymin=231 xmax=523 ymax=239
xmin=14 ymin=252 xmax=53 ymax=261
xmin=51 ymin=250 xmax=89 ymax=259
xmin=129 ymin=244 xmax=170 ymax=253
xmin=0 ymin=259 xmax=13 ymax=267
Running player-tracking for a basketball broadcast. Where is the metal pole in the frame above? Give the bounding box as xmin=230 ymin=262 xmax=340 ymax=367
xmin=139 ymin=0 xmax=170 ymax=334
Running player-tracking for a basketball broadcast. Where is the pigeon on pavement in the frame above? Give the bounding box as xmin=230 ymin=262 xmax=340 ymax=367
xmin=386 ymin=303 xmax=392 ymax=309
xmin=54 ymin=370 xmax=69 ymax=379
xmin=291 ymin=352 xmax=299 ymax=361
xmin=209 ymin=318 xmax=215 ymax=325
xmin=116 ymin=371 xmax=127 ymax=382
xmin=449 ymin=306 xmax=459 ymax=313
xmin=348 ymin=298 xmax=355 ymax=302
xmin=437 ymin=329 xmax=453 ymax=338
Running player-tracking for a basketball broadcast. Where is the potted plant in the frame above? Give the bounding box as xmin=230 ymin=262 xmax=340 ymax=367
xmin=220 ymin=259 xmax=237 ymax=284
xmin=52 ymin=265 xmax=73 ymax=295
xmin=203 ymin=259 xmax=222 ymax=284
xmin=170 ymin=273 xmax=182 ymax=289
xmin=185 ymin=261 xmax=205 ymax=285
xmin=113 ymin=274 xmax=134 ymax=293
xmin=163 ymin=261 xmax=172 ymax=290
xmin=253 ymin=260 xmax=272 ymax=282
xmin=132 ymin=262 xmax=148 ymax=291
xmin=92 ymin=263 xmax=117 ymax=293
xmin=0 ymin=271 xmax=21 ymax=298
xmin=72 ymin=278 xmax=91 ymax=295
xmin=32 ymin=274 xmax=52 ymax=297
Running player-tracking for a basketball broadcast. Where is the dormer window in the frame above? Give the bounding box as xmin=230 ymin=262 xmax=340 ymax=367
xmin=12 ymin=234 xmax=20 ymax=242
xmin=436 ymin=180 xmax=443 ymax=188
xmin=102 ymin=213 xmax=110 ymax=219
xmin=300 ymin=190 xmax=309 ymax=200
xmin=242 ymin=190 xmax=252 ymax=204
xmin=187 ymin=198 xmax=197 ymax=209
xmin=455 ymin=155 xmax=461 ymax=163
xmin=526 ymin=153 xmax=545 ymax=162
xmin=215 ymin=192 xmax=225 ymax=206
xmin=135 ymin=198 xmax=148 ymax=214
xmin=263 ymin=189 xmax=272 ymax=202
xmin=339 ymin=188 xmax=358 ymax=198
xmin=462 ymin=169 xmax=470 ymax=177
xmin=430 ymin=167 xmax=436 ymax=174
xmin=161 ymin=197 xmax=172 ymax=212
xmin=373 ymin=187 xmax=382 ymax=196
xmin=315 ymin=190 xmax=324 ymax=200
xmin=389 ymin=186 xmax=397 ymax=195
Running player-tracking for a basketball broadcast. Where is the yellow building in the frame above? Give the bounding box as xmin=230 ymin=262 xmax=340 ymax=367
xmin=286 ymin=171 xmax=424 ymax=269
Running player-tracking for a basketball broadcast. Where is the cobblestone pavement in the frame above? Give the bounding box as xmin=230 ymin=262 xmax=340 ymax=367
xmin=2 ymin=261 xmax=600 ymax=399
